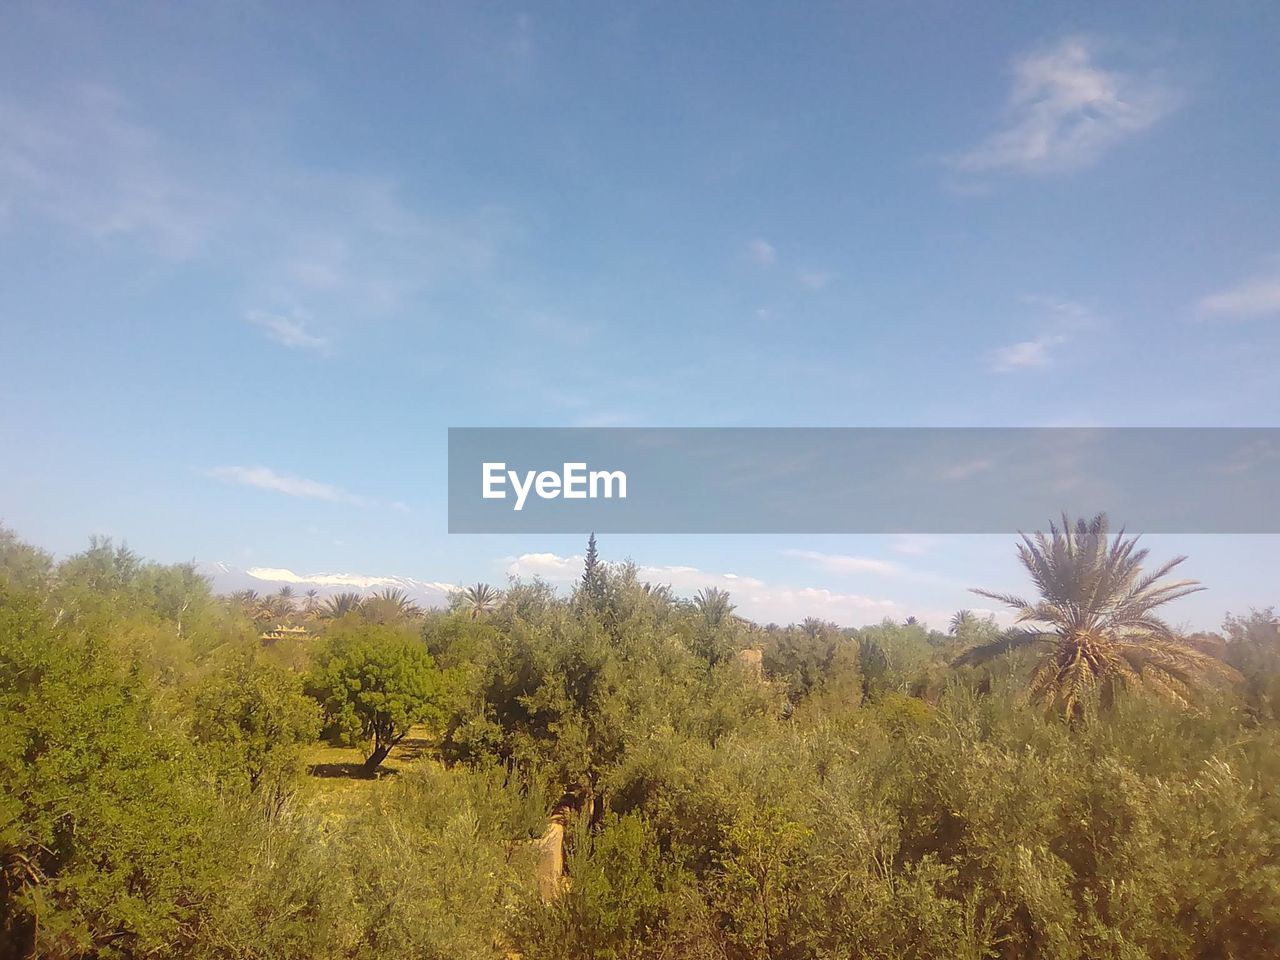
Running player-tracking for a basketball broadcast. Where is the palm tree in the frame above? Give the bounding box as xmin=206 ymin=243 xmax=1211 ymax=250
xmin=956 ymin=513 xmax=1225 ymax=719
xmin=320 ymin=591 xmax=364 ymax=619
xmin=800 ymin=616 xmax=827 ymax=639
xmin=303 ymin=588 xmax=320 ymax=615
xmin=949 ymin=609 xmax=976 ymax=636
xmin=363 ymin=587 xmax=423 ymax=623
xmin=693 ymin=587 xmax=735 ymax=629
xmin=264 ymin=586 xmax=296 ymax=621
xmin=229 ymin=589 xmax=260 ymax=608
xmin=461 ymin=582 xmax=500 ymax=619
xmin=228 ymin=589 xmax=280 ymax=624
xmin=642 ymin=582 xmax=673 ymax=605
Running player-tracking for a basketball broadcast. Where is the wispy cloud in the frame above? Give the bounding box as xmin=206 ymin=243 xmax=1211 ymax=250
xmin=988 ymin=333 xmax=1066 ymax=372
xmin=1197 ymin=268 xmax=1280 ymax=320
xmin=986 ymin=296 xmax=1098 ymax=373
xmin=245 ymin=310 xmax=328 ymax=351
xmin=0 ymin=85 xmax=216 ymax=256
xmin=950 ymin=37 xmax=1177 ymax=176
xmin=0 ymin=84 xmax=513 ymax=336
xmin=1021 ymin=295 xmax=1099 ymax=331
xmin=782 ymin=549 xmax=900 ymax=576
xmin=204 ymin=465 xmax=367 ymax=504
xmin=797 ymin=269 xmax=833 ymax=291
xmin=748 ymin=238 xmax=777 ymax=267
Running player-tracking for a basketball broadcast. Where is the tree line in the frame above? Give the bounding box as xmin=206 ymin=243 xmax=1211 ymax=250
xmin=1 ymin=517 xmax=1277 ymax=959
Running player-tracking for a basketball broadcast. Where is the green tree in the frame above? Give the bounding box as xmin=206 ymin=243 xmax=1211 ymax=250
xmin=692 ymin=587 xmax=734 ymax=629
xmin=960 ymin=513 xmax=1225 ymax=719
xmin=1222 ymin=607 xmax=1280 ymax=720
xmin=0 ymin=584 xmax=216 ymax=957
xmin=580 ymin=533 xmax=606 ymax=611
xmin=319 ymin=591 xmax=364 ymax=619
xmin=949 ymin=609 xmax=976 ymax=635
xmin=362 ymin=587 xmax=423 ymax=624
xmin=0 ymin=526 xmax=53 ymax=591
xmin=458 ymin=582 xmax=501 ymax=620
xmin=308 ymin=629 xmax=452 ymax=772
xmin=191 ymin=649 xmax=321 ymax=800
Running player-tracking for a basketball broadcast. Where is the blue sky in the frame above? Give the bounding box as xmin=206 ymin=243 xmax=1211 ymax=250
xmin=2 ymin=2 xmax=1278 ymax=629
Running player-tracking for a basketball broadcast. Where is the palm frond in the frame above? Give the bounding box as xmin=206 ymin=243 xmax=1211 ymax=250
xmin=952 ymin=629 xmax=1049 ymax=667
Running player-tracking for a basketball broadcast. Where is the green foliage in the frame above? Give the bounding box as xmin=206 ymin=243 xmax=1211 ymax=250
xmin=3 ymin=526 xmax=1279 ymax=959
xmin=518 ymin=813 xmax=670 ymax=960
xmin=308 ymin=626 xmax=452 ymax=770
xmin=1223 ymin=608 xmax=1280 ymax=720
xmin=0 ymin=583 xmax=216 ymax=958
xmin=966 ymin=513 xmax=1227 ymax=718
xmin=578 ymin=532 xmax=606 ymax=613
xmin=191 ymin=647 xmax=321 ymax=798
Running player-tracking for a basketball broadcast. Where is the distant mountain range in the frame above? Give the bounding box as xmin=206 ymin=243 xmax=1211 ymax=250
xmin=198 ymin=561 xmax=457 ymax=606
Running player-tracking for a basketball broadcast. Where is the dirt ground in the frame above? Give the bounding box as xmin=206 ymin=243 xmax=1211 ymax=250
xmin=301 ymin=725 xmax=436 ymax=801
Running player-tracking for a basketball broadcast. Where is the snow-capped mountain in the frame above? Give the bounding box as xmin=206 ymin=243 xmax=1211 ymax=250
xmin=199 ymin=561 xmax=457 ymax=606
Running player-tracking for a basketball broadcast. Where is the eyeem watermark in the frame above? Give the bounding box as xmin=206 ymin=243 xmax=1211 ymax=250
xmin=450 ymin=427 xmax=1280 ymax=533
xmin=482 ymin=461 xmax=627 ymax=511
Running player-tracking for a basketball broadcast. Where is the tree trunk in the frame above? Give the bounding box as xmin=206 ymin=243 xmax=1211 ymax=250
xmin=363 ymin=743 xmax=391 ymax=774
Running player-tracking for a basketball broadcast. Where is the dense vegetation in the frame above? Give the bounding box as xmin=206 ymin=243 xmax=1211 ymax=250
xmin=1 ymin=519 xmax=1277 ymax=959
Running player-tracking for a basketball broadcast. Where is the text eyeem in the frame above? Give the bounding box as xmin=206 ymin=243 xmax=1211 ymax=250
xmin=482 ymin=462 xmax=627 ymax=511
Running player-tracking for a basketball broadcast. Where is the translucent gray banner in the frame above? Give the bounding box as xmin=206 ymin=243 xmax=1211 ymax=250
xmin=447 ymin=428 xmax=1280 ymax=533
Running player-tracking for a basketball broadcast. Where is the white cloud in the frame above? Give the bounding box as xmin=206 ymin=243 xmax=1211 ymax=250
xmin=753 ymin=586 xmax=899 ymax=626
xmin=986 ymin=296 xmax=1099 ymax=373
xmin=797 ymin=269 xmax=833 ymax=291
xmin=951 ymin=37 xmax=1177 ymax=176
xmin=782 ymin=549 xmax=900 ymax=576
xmin=204 ymin=465 xmax=366 ymax=504
xmin=503 ymin=552 xmax=900 ymax=626
xmin=987 ymin=334 xmax=1066 ymax=372
xmin=748 ymin=238 xmax=777 ymax=266
xmin=245 ymin=310 xmax=328 ymax=351
xmin=637 ymin=563 xmax=767 ymax=593
xmin=505 ymin=552 xmax=583 ymax=581
xmin=1197 ymin=271 xmax=1280 ymax=320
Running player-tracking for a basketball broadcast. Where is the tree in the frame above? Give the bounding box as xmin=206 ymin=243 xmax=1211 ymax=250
xmin=949 ymin=610 xmax=976 ymax=635
xmin=689 ymin=588 xmax=738 ymax=667
xmin=1222 ymin=608 xmax=1280 ymax=720
xmin=0 ymin=526 xmax=52 ymax=591
xmin=580 ymin=533 xmax=606 ymax=610
xmin=191 ymin=649 xmax=321 ymax=801
xmin=692 ymin=588 xmax=734 ymax=629
xmin=958 ymin=513 xmax=1225 ymax=719
xmin=0 ymin=583 xmax=217 ymax=956
xmin=460 ymin=583 xmax=500 ymax=620
xmin=320 ymin=591 xmax=364 ymax=619
xmin=308 ymin=630 xmax=451 ymax=772
xmin=362 ymin=587 xmax=422 ymax=624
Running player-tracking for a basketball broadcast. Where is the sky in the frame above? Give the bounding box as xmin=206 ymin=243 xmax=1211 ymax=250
xmin=1 ymin=1 xmax=1278 ymax=630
